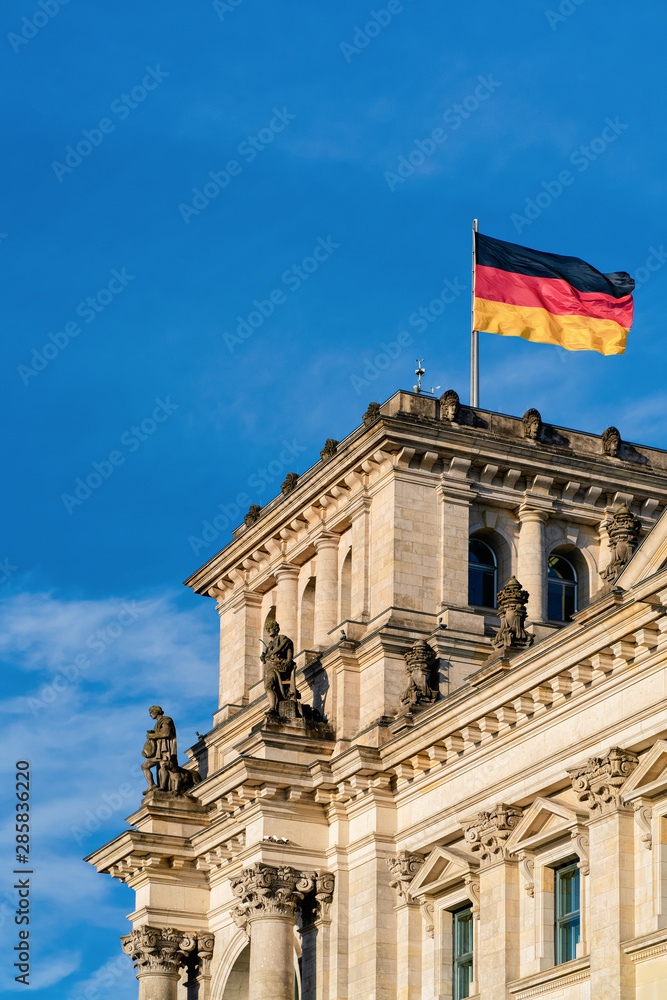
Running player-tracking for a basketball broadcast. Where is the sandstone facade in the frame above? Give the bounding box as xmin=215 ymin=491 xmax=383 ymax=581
xmin=88 ymin=391 xmax=667 ymax=999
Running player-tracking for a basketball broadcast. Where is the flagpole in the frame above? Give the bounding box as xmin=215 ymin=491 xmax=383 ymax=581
xmin=471 ymin=218 xmax=479 ymax=407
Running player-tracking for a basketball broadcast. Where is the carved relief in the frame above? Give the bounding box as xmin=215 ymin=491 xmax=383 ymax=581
xmin=602 ymin=426 xmax=622 ymax=458
xmin=568 ymin=747 xmax=639 ymax=814
xmin=600 ymin=504 xmax=641 ymax=583
xmin=387 ymin=851 xmax=424 ymax=901
xmin=320 ymin=439 xmax=339 ymax=461
xmin=463 ymin=804 xmax=523 ymax=865
xmin=633 ymin=802 xmax=653 ymax=850
xmin=363 ymin=402 xmax=381 ymax=426
xmin=518 ymin=852 xmax=535 ymax=897
xmin=121 ymin=926 xmax=195 ymax=976
xmin=400 ymin=640 xmax=438 ymax=713
xmin=244 ymin=504 xmax=262 ymax=527
xmin=230 ymin=865 xmax=334 ymax=933
xmin=281 ymin=472 xmax=299 ymax=495
xmin=522 ymin=408 xmax=542 ymax=441
xmin=490 ymin=578 xmax=534 ymax=652
xmin=420 ymin=897 xmax=435 ymax=938
xmin=440 ymin=389 xmax=460 ymax=422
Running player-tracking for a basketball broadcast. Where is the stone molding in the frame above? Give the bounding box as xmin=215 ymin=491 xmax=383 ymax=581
xmin=386 ymin=850 xmax=424 ymax=902
xmin=508 ymin=957 xmax=590 ymax=998
xmin=230 ymin=864 xmax=334 ymax=934
xmin=567 ymin=747 xmax=639 ymax=814
xmin=121 ymin=926 xmax=200 ymax=976
xmin=462 ymin=803 xmax=523 ymax=865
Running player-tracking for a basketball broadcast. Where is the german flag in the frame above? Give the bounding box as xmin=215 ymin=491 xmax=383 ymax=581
xmin=474 ymin=233 xmax=634 ymax=355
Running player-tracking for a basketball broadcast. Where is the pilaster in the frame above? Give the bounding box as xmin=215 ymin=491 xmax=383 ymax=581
xmin=314 ymin=533 xmax=340 ymax=648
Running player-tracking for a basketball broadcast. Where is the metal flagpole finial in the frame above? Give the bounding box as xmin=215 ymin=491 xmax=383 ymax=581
xmin=414 ymin=359 xmax=425 ymax=393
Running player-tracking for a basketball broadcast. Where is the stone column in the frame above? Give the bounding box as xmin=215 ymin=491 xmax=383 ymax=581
xmin=122 ymin=927 xmax=194 ymax=1000
xmin=350 ymin=496 xmax=371 ymax=621
xmin=274 ymin=563 xmax=299 ymax=646
xmin=230 ymin=865 xmax=334 ymax=1000
xmin=569 ymin=748 xmax=639 ymax=999
xmin=437 ymin=472 xmax=472 ymax=609
xmin=314 ymin=533 xmax=339 ymax=648
xmin=517 ymin=505 xmax=548 ymax=621
xmin=463 ymin=805 xmax=522 ymax=1000
xmin=387 ymin=852 xmax=425 ymax=1000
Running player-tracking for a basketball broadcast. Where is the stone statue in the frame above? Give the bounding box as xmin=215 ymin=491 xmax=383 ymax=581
xmin=491 ymin=577 xmax=534 ymax=652
xmin=141 ymin=706 xmax=200 ymax=794
xmin=320 ymin=439 xmax=339 ymax=461
xmin=400 ymin=639 xmax=438 ymax=713
xmin=601 ymin=504 xmax=641 ymax=583
xmin=602 ymin=426 xmax=621 ymax=458
xmin=522 ymin=408 xmax=542 ymax=441
xmin=440 ymin=389 xmax=460 ymax=422
xmin=244 ymin=504 xmax=262 ymax=527
xmin=281 ymin=472 xmax=299 ymax=495
xmin=261 ymin=620 xmax=299 ymax=718
xmin=363 ymin=402 xmax=381 ymax=426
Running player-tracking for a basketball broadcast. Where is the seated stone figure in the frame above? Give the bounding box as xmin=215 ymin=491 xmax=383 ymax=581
xmin=141 ymin=705 xmax=178 ymax=790
xmin=261 ymin=620 xmax=298 ymax=717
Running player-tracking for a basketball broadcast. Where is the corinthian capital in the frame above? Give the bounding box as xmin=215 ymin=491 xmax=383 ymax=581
xmin=463 ymin=804 xmax=522 ymax=866
xmin=387 ymin=851 xmax=424 ymax=901
xmin=230 ymin=864 xmax=329 ymax=932
xmin=121 ymin=926 xmax=194 ymax=975
xmin=568 ymin=746 xmax=639 ymax=814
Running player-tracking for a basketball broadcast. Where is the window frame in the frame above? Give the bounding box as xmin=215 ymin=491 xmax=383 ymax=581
xmin=468 ymin=537 xmax=498 ymax=609
xmin=452 ymin=903 xmax=474 ymax=999
xmin=547 ymin=553 xmax=578 ymax=622
xmin=553 ymin=859 xmax=581 ymax=966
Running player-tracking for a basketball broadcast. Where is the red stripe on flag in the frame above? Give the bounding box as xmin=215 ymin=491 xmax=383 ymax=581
xmin=475 ymin=265 xmax=634 ymax=328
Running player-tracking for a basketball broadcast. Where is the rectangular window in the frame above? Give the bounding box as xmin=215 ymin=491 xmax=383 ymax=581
xmin=453 ymin=904 xmax=474 ymax=999
xmin=554 ymin=861 xmax=580 ymax=965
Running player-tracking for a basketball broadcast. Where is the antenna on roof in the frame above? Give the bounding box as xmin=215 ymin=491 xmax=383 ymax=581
xmin=414 ymin=359 xmax=425 ymax=393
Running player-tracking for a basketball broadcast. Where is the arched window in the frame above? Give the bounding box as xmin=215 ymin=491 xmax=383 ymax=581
xmin=468 ymin=539 xmax=497 ymax=608
xmin=548 ymin=555 xmax=577 ymax=621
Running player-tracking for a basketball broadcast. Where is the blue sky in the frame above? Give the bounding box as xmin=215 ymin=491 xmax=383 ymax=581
xmin=2 ymin=0 xmax=667 ymax=995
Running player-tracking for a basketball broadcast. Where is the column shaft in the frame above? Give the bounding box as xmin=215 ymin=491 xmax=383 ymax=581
xmin=588 ymin=809 xmax=635 ymax=999
xmin=477 ymin=861 xmax=520 ymax=1000
xmin=517 ymin=506 xmax=548 ymax=621
xmin=314 ymin=535 xmax=339 ymax=647
xmin=275 ymin=564 xmax=299 ymax=645
xmin=350 ymin=498 xmax=371 ymax=621
xmin=136 ymin=974 xmax=180 ymax=1000
xmin=248 ymin=916 xmax=296 ymax=1000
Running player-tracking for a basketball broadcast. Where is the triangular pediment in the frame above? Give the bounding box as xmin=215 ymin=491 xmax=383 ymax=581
xmin=505 ymin=797 xmax=588 ymax=853
xmin=617 ymin=506 xmax=667 ymax=590
xmin=621 ymin=740 xmax=667 ymax=799
xmin=409 ymin=845 xmax=478 ymax=898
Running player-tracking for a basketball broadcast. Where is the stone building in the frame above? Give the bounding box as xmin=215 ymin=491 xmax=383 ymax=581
xmin=88 ymin=390 xmax=667 ymax=999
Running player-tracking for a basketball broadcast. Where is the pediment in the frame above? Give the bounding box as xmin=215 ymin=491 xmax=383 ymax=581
xmin=505 ymin=797 xmax=588 ymax=853
xmin=621 ymin=740 xmax=667 ymax=799
xmin=409 ymin=845 xmax=478 ymax=898
xmin=617 ymin=506 xmax=667 ymax=590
